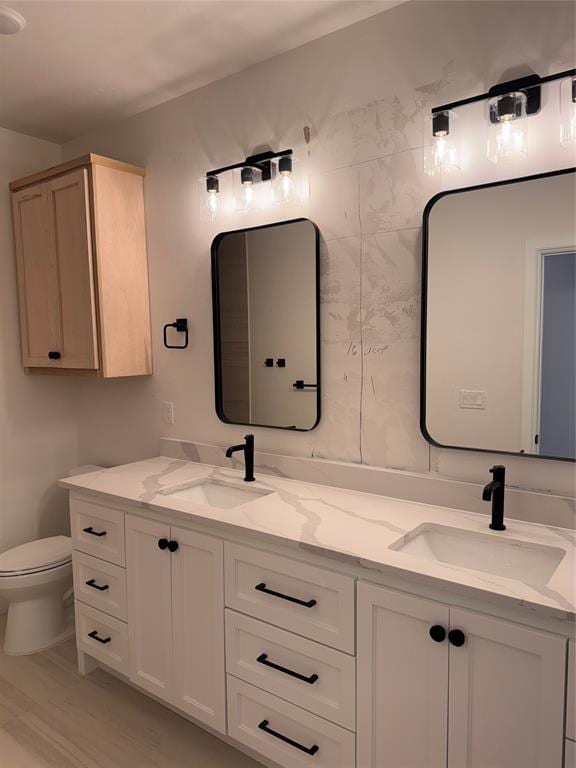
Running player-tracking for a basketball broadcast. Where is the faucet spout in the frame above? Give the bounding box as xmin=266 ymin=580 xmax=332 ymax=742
xmin=483 ymin=465 xmax=506 ymax=531
xmin=225 ymin=435 xmax=255 ymax=482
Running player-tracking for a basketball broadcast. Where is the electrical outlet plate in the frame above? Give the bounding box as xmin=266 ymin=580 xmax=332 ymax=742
xmin=459 ymin=390 xmax=486 ymax=409
xmin=163 ymin=401 xmax=175 ymax=424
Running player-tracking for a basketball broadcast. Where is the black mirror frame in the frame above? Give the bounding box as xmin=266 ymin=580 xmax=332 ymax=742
xmin=211 ymin=217 xmax=321 ymax=432
xmin=420 ymin=166 xmax=576 ymax=463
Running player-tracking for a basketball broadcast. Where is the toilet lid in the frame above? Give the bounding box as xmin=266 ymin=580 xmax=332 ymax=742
xmin=0 ymin=536 xmax=72 ymax=574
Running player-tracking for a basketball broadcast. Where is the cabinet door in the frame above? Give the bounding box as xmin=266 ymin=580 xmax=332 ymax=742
xmin=448 ymin=608 xmax=566 ymax=768
xmin=171 ymin=526 xmax=225 ymax=733
xmin=47 ymin=170 xmax=99 ymax=369
xmin=357 ymin=582 xmax=449 ymax=768
xmin=126 ymin=514 xmax=173 ymax=703
xmin=12 ymin=182 xmax=62 ymax=367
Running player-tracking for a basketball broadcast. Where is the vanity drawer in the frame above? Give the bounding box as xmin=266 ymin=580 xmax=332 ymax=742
xmin=568 ymin=641 xmax=576 ymax=741
xmin=71 ymin=498 xmax=125 ymax=566
xmin=75 ymin=601 xmax=128 ymax=674
xmin=224 ymin=543 xmax=355 ymax=653
xmin=225 ymin=610 xmax=355 ymax=730
xmin=227 ymin=677 xmax=355 ymax=768
xmin=73 ymin=551 xmax=127 ymax=621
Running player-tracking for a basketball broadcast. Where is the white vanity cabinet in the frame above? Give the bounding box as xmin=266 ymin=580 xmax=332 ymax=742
xmin=125 ymin=514 xmax=226 ymax=733
xmin=357 ymin=582 xmax=567 ymax=768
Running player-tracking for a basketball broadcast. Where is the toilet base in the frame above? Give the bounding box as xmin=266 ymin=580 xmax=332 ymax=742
xmin=4 ymin=597 xmax=75 ymax=655
xmin=0 ymin=561 xmax=74 ymax=656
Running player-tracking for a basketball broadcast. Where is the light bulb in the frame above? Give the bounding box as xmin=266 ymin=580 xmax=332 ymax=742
xmin=206 ymin=189 xmax=219 ymax=219
xmin=487 ymin=119 xmax=527 ymax=163
xmin=241 ymin=182 xmax=255 ymax=211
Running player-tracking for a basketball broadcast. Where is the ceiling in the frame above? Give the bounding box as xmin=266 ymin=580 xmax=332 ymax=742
xmin=0 ymin=0 xmax=405 ymax=143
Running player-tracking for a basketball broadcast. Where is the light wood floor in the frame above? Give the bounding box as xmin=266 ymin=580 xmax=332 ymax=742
xmin=0 ymin=615 xmax=261 ymax=768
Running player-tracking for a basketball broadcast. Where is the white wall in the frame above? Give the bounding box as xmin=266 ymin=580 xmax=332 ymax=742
xmin=60 ymin=1 xmax=576 ymax=498
xmin=0 ymin=127 xmax=78 ymax=555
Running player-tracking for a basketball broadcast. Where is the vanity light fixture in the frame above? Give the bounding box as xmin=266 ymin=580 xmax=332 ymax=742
xmin=426 ymin=68 xmax=576 ymax=172
xmin=560 ymin=76 xmax=576 ymax=147
xmin=200 ymin=148 xmax=294 ymax=219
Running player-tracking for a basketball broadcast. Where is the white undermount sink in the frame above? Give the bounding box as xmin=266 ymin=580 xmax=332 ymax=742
xmin=160 ymin=479 xmax=273 ymax=509
xmin=390 ymin=523 xmax=565 ymax=586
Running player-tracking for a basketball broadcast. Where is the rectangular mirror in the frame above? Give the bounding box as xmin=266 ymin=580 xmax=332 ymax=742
xmin=422 ymin=168 xmax=575 ymax=462
xmin=212 ymin=218 xmax=320 ymax=431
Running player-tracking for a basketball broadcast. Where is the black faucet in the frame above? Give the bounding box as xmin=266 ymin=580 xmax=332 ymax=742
xmin=225 ymin=434 xmax=255 ymax=482
xmin=482 ymin=465 xmax=506 ymax=531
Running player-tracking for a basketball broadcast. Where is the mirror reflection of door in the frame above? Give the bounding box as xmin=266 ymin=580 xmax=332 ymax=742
xmin=538 ymin=251 xmax=576 ymax=459
xmin=213 ymin=219 xmax=319 ymax=431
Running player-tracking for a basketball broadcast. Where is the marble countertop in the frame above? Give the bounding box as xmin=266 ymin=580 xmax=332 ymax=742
xmin=60 ymin=457 xmax=576 ymax=621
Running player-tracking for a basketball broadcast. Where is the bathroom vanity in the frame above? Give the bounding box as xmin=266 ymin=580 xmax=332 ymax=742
xmin=61 ymin=458 xmax=575 ymax=768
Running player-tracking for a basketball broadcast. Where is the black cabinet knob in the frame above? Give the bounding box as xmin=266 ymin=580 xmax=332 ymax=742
xmin=429 ymin=624 xmax=446 ymax=643
xmin=167 ymin=540 xmax=179 ymax=553
xmin=448 ymin=629 xmax=466 ymax=647
xmin=48 ymin=351 xmax=61 ymax=360
xmin=158 ymin=538 xmax=169 ymax=550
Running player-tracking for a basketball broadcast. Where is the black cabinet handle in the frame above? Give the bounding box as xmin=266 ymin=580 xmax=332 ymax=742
xmin=168 ymin=540 xmax=179 ymax=553
xmin=429 ymin=625 xmax=446 ymax=643
xmin=448 ymin=629 xmax=466 ymax=647
xmin=293 ymin=380 xmax=318 ymax=390
xmin=86 ymin=579 xmax=109 ymax=592
xmin=88 ymin=630 xmax=111 ymax=645
xmin=257 ymin=653 xmax=319 ymax=685
xmin=255 ymin=582 xmax=317 ymax=608
xmin=258 ymin=720 xmax=319 ymax=756
xmin=158 ymin=538 xmax=169 ymax=550
xmin=48 ymin=351 xmax=61 ymax=360
xmin=83 ymin=526 xmax=106 ymax=538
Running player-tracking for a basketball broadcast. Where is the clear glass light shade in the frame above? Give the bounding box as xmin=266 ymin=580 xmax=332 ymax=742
xmin=233 ymin=167 xmax=262 ymax=213
xmin=199 ymin=176 xmax=220 ymax=222
xmin=272 ymin=155 xmax=307 ymax=205
xmin=487 ymin=92 xmax=528 ymax=164
xmin=423 ymin=111 xmax=460 ymax=177
xmin=560 ymin=77 xmax=576 ymax=147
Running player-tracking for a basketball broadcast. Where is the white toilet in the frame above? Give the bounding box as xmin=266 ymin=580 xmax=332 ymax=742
xmin=0 ymin=536 xmax=73 ymax=655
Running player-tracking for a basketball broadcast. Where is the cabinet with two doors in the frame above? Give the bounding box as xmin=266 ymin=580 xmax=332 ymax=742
xmin=10 ymin=154 xmax=152 ymax=377
xmin=69 ymin=495 xmax=572 ymax=768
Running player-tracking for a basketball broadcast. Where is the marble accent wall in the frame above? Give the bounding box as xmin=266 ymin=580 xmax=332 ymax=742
xmin=63 ymin=1 xmax=576 ymax=503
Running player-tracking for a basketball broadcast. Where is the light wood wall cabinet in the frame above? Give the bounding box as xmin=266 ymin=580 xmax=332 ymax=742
xmin=10 ymin=154 xmax=152 ymax=377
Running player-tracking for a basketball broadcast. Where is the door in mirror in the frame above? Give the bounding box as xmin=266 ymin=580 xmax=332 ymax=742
xmin=212 ymin=218 xmax=320 ymax=431
xmin=422 ymin=168 xmax=575 ymax=461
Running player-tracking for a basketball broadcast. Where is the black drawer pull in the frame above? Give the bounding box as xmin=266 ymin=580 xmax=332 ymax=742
xmin=258 ymin=720 xmax=319 ymax=756
xmin=86 ymin=579 xmax=109 ymax=592
xmin=88 ymin=630 xmax=111 ymax=645
xmin=168 ymin=540 xmax=179 ymax=553
xmin=257 ymin=653 xmax=319 ymax=685
xmin=255 ymin=582 xmax=317 ymax=608
xmin=48 ymin=351 xmax=61 ymax=360
xmin=83 ymin=526 xmax=106 ymax=538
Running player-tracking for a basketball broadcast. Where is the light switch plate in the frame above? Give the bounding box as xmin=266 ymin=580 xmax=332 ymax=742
xmin=459 ymin=390 xmax=487 ymax=409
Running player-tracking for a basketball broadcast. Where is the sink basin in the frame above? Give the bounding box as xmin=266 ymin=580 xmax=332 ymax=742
xmin=161 ymin=479 xmax=272 ymax=509
xmin=390 ymin=524 xmax=565 ymax=586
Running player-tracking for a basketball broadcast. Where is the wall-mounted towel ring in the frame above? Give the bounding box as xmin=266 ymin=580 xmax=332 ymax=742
xmin=163 ymin=318 xmax=189 ymax=349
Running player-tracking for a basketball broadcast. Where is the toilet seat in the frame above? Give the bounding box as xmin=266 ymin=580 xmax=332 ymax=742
xmin=0 ymin=536 xmax=72 ymax=577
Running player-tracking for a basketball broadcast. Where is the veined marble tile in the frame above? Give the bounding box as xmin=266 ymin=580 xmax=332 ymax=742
xmin=309 ymin=165 xmax=360 ymax=240
xmin=312 ymin=237 xmax=362 ymax=462
xmin=309 ymin=94 xmax=429 ymax=175
xmin=359 ymin=148 xmax=439 ymax=235
xmin=360 ymin=230 xmax=429 ymax=471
